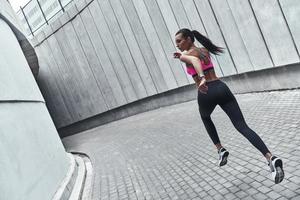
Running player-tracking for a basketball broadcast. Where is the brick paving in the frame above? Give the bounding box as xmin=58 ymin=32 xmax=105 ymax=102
xmin=63 ymin=90 xmax=300 ymax=200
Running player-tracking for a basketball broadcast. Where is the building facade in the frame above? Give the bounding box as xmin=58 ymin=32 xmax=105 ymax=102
xmin=31 ymin=0 xmax=300 ymax=136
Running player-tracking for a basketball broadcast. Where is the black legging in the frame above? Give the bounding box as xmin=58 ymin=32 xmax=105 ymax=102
xmin=197 ymin=80 xmax=270 ymax=156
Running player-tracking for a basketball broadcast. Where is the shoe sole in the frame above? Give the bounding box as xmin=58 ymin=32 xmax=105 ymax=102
xmin=219 ymin=151 xmax=229 ymax=167
xmin=274 ymin=159 xmax=284 ymax=184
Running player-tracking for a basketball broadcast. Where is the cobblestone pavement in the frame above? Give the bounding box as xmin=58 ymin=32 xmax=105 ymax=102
xmin=63 ymin=90 xmax=300 ymax=200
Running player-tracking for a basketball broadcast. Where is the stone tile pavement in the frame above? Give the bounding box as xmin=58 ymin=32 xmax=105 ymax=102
xmin=63 ymin=90 xmax=300 ymax=200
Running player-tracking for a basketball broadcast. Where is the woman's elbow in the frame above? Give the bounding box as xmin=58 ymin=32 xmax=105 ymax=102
xmin=191 ymin=58 xmax=201 ymax=66
xmin=191 ymin=57 xmax=200 ymax=63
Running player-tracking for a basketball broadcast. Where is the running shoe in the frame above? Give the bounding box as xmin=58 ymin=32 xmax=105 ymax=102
xmin=269 ymin=156 xmax=284 ymax=184
xmin=218 ymin=147 xmax=229 ymax=167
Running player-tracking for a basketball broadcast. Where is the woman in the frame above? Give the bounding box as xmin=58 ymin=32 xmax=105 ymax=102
xmin=173 ymin=28 xmax=284 ymax=184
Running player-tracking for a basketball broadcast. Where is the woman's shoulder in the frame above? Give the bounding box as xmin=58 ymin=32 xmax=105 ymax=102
xmin=199 ymin=47 xmax=207 ymax=51
xmin=187 ymin=47 xmax=209 ymax=54
xmin=199 ymin=47 xmax=209 ymax=54
xmin=187 ymin=47 xmax=210 ymax=61
xmin=198 ymin=47 xmax=210 ymax=64
xmin=186 ymin=47 xmax=201 ymax=57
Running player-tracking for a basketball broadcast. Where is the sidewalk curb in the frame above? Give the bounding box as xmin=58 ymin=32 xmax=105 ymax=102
xmin=52 ymin=153 xmax=77 ymax=200
xmin=81 ymin=156 xmax=93 ymax=200
xmin=69 ymin=155 xmax=86 ymax=200
xmin=51 ymin=153 xmax=93 ymax=200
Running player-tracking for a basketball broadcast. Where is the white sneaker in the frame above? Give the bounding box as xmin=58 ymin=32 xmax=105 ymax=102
xmin=218 ymin=148 xmax=229 ymax=167
xmin=269 ymin=156 xmax=284 ymax=184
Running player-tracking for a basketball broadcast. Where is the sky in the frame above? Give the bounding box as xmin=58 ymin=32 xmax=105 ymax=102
xmin=9 ymin=0 xmax=30 ymax=11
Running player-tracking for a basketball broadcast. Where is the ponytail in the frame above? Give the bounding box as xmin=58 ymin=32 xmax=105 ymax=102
xmin=191 ymin=30 xmax=224 ymax=55
xmin=176 ymin=28 xmax=224 ymax=55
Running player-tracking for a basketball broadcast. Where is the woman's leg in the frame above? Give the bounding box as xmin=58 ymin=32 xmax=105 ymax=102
xmin=216 ymin=81 xmax=284 ymax=183
xmin=199 ymin=102 xmax=229 ymax=166
xmin=200 ymin=110 xmax=225 ymax=150
xmin=198 ymin=92 xmax=220 ymax=148
xmin=198 ymin=86 xmax=229 ymax=166
xmin=218 ymin=86 xmax=271 ymax=159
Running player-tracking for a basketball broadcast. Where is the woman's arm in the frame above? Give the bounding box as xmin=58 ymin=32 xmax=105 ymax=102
xmin=173 ymin=52 xmax=208 ymax=93
xmin=179 ymin=54 xmax=205 ymax=77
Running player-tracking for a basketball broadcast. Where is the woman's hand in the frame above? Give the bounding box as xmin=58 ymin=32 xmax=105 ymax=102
xmin=198 ymin=77 xmax=208 ymax=94
xmin=173 ymin=52 xmax=182 ymax=59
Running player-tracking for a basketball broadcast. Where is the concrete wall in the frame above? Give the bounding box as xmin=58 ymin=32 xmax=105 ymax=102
xmin=0 ymin=0 xmax=70 ymax=199
xmin=31 ymin=0 xmax=300 ymax=135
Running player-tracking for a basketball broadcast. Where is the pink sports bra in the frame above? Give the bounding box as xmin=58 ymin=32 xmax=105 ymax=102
xmin=186 ymin=54 xmax=214 ymax=77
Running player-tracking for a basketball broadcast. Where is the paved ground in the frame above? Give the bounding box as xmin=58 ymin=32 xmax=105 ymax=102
xmin=63 ymin=89 xmax=300 ymax=200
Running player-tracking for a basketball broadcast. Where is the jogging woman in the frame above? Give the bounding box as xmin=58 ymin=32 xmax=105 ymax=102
xmin=173 ymin=28 xmax=284 ymax=184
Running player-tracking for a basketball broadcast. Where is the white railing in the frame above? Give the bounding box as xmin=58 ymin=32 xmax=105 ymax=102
xmin=16 ymin=0 xmax=73 ymax=37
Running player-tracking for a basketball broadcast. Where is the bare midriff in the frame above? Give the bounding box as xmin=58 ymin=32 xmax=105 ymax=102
xmin=193 ymin=68 xmax=219 ymax=84
xmin=204 ymin=68 xmax=219 ymax=82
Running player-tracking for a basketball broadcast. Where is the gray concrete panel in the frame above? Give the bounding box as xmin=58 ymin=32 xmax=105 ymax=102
xmin=89 ymin=1 xmax=138 ymax=103
xmin=250 ymin=0 xmax=299 ymax=66
xmin=35 ymin=44 xmax=73 ymax=127
xmin=50 ymin=16 xmax=64 ymax=34
xmin=180 ymin=0 xmax=205 ymax=33
xmin=115 ymin=0 xmax=168 ymax=93
xmin=131 ymin=0 xmax=178 ymax=90
xmin=72 ymin=14 xmax=117 ymax=110
xmin=71 ymin=15 xmax=109 ymax=113
xmin=66 ymin=2 xmax=79 ymax=19
xmin=80 ymin=7 xmax=127 ymax=107
xmin=210 ymin=0 xmax=254 ymax=73
xmin=74 ymin=0 xmax=88 ymax=11
xmin=57 ymin=21 xmax=108 ymax=120
xmin=155 ymin=0 xmax=179 ymax=44
xmin=168 ymin=0 xmax=191 ymax=28
xmin=193 ymin=0 xmax=237 ymax=76
xmin=51 ymin=27 xmax=93 ymax=122
xmin=98 ymin=0 xmax=148 ymax=99
xmin=43 ymin=34 xmax=84 ymax=123
xmin=0 ymin=19 xmax=43 ymax=101
xmin=227 ymin=0 xmax=274 ymax=70
xmin=155 ymin=0 xmax=194 ymax=84
xmin=59 ymin=7 xmax=72 ymax=26
xmin=143 ymin=0 xmax=189 ymax=87
xmin=32 ymin=30 xmax=46 ymax=49
xmin=52 ymin=23 xmax=97 ymax=120
xmin=0 ymin=102 xmax=69 ymax=200
xmin=109 ymin=0 xmax=158 ymax=96
xmin=73 ymin=14 xmax=117 ymax=110
xmin=279 ymin=0 xmax=300 ymax=55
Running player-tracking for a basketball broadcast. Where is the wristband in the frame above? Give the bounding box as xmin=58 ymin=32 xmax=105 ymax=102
xmin=198 ymin=74 xmax=205 ymax=79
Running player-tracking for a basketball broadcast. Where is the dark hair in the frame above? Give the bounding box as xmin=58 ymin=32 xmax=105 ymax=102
xmin=175 ymin=28 xmax=224 ymax=55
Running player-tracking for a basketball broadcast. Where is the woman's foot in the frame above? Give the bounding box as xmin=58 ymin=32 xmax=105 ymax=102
xmin=218 ymin=147 xmax=229 ymax=167
xmin=269 ymin=156 xmax=284 ymax=184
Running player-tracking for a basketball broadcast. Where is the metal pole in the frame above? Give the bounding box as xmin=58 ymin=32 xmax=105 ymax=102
xmin=36 ymin=0 xmax=48 ymax=25
xmin=20 ymin=6 xmax=34 ymax=36
xmin=57 ymin=0 xmax=65 ymax=12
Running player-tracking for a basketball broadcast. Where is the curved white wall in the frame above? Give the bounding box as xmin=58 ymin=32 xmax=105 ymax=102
xmin=0 ymin=20 xmax=42 ymax=101
xmin=0 ymin=1 xmax=70 ymax=199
